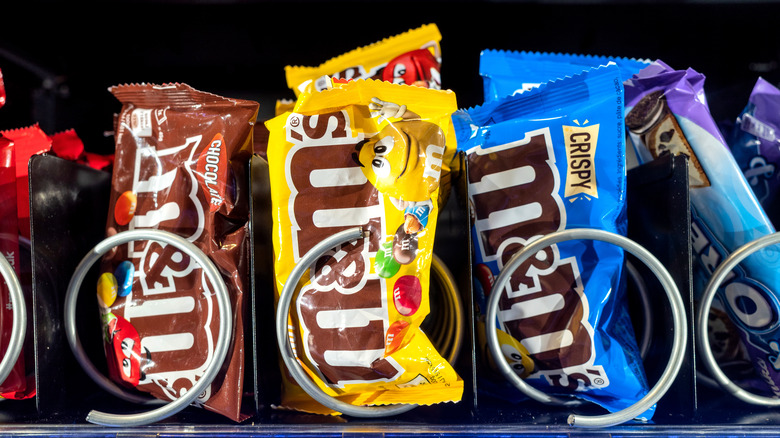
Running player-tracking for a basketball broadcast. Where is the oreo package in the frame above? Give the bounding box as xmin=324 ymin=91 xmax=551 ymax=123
xmin=479 ymin=50 xmax=650 ymax=102
xmin=625 ymin=61 xmax=780 ymax=395
xmin=453 ymin=64 xmax=652 ymax=417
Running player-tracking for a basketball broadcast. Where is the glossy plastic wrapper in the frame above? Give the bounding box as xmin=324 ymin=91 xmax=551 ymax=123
xmin=266 ymin=78 xmax=463 ymax=415
xmin=454 ymin=64 xmax=652 ymax=418
xmin=284 ymin=24 xmax=442 ymax=99
xmin=0 ymin=135 xmax=30 ymax=400
xmin=725 ymin=77 xmax=780 ymax=226
xmin=479 ymin=49 xmax=650 ymax=102
xmin=98 ymin=83 xmax=259 ymax=421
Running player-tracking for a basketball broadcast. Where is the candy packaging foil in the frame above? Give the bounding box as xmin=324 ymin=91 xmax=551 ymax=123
xmin=284 ymin=24 xmax=442 ymax=98
xmin=98 ymin=83 xmax=259 ymax=422
xmin=479 ymin=50 xmax=650 ymax=102
xmin=454 ymin=64 xmax=652 ymax=418
xmin=725 ymin=77 xmax=780 ymax=227
xmin=0 ymin=135 xmax=29 ymax=400
xmin=266 ymin=78 xmax=463 ymax=415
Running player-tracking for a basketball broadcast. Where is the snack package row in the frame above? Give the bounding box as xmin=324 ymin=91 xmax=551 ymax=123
xmin=5 ymin=22 xmax=780 ymax=427
xmin=0 ymin=27 xmax=658 ymax=422
xmin=27 ymin=24 xmax=463 ymax=423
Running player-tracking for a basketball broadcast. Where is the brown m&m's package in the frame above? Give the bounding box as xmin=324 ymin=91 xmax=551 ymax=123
xmin=98 ymin=83 xmax=258 ymax=421
xmin=266 ymin=78 xmax=463 ymax=414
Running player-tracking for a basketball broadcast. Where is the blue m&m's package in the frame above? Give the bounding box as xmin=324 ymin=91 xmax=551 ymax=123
xmin=479 ymin=49 xmax=650 ymax=102
xmin=453 ymin=63 xmax=652 ymax=418
xmin=625 ymin=61 xmax=780 ymax=396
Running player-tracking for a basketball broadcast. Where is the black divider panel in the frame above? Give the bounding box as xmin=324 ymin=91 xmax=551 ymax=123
xmin=28 ymin=154 xmax=112 ymax=420
xmin=626 ymin=153 xmax=695 ymax=422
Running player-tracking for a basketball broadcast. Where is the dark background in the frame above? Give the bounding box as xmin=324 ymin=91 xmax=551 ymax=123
xmin=0 ymin=0 xmax=777 ymax=155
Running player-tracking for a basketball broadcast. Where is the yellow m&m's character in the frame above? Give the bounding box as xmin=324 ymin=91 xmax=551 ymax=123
xmin=355 ymin=98 xmax=445 ymax=210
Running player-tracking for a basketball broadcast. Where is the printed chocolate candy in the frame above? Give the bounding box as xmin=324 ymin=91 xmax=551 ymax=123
xmin=392 ymin=225 xmax=418 ymax=265
xmin=284 ymin=24 xmax=442 ymax=97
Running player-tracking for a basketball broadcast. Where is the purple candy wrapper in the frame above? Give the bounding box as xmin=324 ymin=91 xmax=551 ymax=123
xmin=625 ymin=61 xmax=780 ymax=397
xmin=726 ymin=77 xmax=780 ymax=226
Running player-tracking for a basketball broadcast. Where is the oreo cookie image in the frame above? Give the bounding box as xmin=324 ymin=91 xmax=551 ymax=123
xmin=626 ymin=90 xmax=710 ymax=188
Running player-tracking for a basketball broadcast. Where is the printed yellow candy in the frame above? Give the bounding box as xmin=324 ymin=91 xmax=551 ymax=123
xmin=97 ymin=272 xmax=118 ymax=308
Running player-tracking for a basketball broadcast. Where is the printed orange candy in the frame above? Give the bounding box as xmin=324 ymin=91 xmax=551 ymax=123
xmin=114 ymin=191 xmax=137 ymax=226
xmin=385 ymin=320 xmax=411 ymax=356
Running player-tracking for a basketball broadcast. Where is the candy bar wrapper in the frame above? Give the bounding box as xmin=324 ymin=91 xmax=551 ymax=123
xmin=454 ymin=64 xmax=652 ymax=417
xmin=725 ymin=77 xmax=780 ymax=226
xmin=0 ymin=135 xmax=29 ymax=399
xmin=285 ymin=23 xmax=442 ymax=99
xmin=266 ymin=79 xmax=463 ymax=414
xmin=0 ymin=125 xmax=52 ymax=240
xmin=49 ymin=129 xmax=114 ymax=171
xmin=100 ymin=83 xmax=258 ymax=421
xmin=480 ymin=49 xmax=650 ymax=102
xmin=281 ymin=25 xmax=454 ymax=210
xmin=624 ymin=61 xmax=780 ymax=395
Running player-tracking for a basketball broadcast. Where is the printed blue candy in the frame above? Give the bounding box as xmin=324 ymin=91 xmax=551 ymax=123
xmin=115 ymin=260 xmax=134 ymax=297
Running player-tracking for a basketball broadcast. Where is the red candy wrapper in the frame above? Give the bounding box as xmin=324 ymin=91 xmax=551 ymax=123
xmin=49 ymin=129 xmax=114 ymax=171
xmin=98 ymin=83 xmax=258 ymax=421
xmin=0 ymin=125 xmax=53 ymax=240
xmin=0 ymin=135 xmax=34 ymax=400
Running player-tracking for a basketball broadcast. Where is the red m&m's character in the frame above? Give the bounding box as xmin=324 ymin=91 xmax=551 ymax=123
xmin=382 ymin=49 xmax=441 ymax=89
xmin=106 ymin=314 xmax=150 ymax=387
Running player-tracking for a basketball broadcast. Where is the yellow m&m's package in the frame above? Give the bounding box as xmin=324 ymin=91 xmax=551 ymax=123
xmin=265 ymin=78 xmax=463 ymax=414
xmin=284 ymin=24 xmax=442 ymax=99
